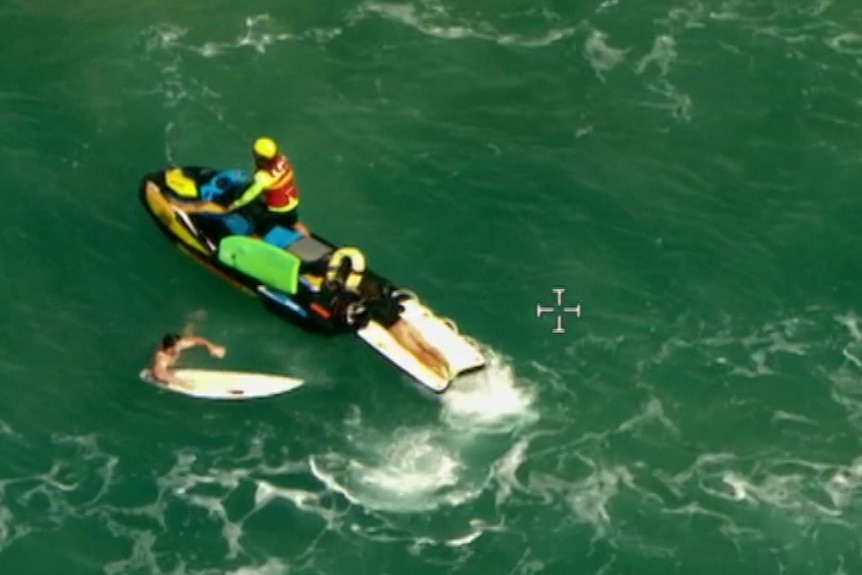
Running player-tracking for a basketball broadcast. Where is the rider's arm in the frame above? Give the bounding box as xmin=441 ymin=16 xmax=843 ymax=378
xmin=229 ymin=170 xmax=272 ymax=209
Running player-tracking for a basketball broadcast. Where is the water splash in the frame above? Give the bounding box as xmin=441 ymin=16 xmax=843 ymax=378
xmin=307 ymin=347 xmax=536 ymax=517
xmin=309 ymin=427 xmax=472 ymax=513
xmin=441 ymin=349 xmax=538 ymax=433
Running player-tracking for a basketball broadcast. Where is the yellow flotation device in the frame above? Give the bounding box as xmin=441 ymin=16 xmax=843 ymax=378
xmin=325 ymin=247 xmax=366 ymax=291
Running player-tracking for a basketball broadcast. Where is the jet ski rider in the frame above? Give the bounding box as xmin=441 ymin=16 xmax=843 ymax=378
xmin=226 ymin=137 xmax=311 ymax=237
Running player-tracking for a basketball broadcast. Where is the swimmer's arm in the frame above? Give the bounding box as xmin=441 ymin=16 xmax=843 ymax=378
xmin=176 ymin=336 xmax=225 ymax=357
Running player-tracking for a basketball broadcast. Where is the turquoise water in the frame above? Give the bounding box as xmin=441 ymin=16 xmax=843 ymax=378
xmin=3 ymin=1 xmax=862 ymax=574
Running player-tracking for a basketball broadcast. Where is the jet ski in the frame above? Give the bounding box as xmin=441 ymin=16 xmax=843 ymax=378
xmin=137 ymin=166 xmax=487 ymax=393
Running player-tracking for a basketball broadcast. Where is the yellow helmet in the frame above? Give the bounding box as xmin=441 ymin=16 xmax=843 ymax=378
xmin=253 ymin=137 xmax=278 ymax=159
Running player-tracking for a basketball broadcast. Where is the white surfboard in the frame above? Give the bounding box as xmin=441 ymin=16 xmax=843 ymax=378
xmin=139 ymin=368 xmax=305 ymax=399
xmin=356 ymin=298 xmax=486 ymax=393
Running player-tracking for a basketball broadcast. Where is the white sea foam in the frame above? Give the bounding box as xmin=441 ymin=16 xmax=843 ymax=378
xmin=584 ymin=30 xmax=628 ymax=80
xmin=441 ymin=349 xmax=538 ymax=433
xmin=139 ymin=1 xmax=579 ymax=65
xmin=310 ymin=435 xmax=469 ymax=513
xmin=351 ymin=1 xmax=577 ymax=48
xmin=307 ymin=346 xmax=537 ymax=516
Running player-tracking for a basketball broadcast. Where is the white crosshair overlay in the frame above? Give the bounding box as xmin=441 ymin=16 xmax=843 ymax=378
xmin=536 ymin=288 xmax=582 ymax=333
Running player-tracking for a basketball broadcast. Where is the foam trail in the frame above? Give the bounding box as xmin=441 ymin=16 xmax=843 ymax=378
xmin=308 ymin=426 xmax=478 ymax=513
xmin=306 ymin=348 xmax=536 ymax=516
xmin=584 ymin=29 xmax=628 ymax=80
xmin=441 ymin=349 xmax=538 ymax=433
xmin=350 ymin=1 xmax=577 ymax=48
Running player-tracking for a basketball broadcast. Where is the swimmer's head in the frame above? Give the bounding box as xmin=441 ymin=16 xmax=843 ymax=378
xmin=161 ymin=332 xmax=181 ymax=350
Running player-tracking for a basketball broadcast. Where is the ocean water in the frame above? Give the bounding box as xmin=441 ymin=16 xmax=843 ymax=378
xmin=2 ymin=1 xmax=862 ymax=574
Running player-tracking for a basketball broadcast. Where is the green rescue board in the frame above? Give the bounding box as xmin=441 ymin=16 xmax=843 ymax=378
xmin=217 ymin=236 xmax=300 ymax=294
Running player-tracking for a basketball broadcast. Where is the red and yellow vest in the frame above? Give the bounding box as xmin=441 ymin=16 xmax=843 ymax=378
xmin=258 ymin=155 xmax=300 ymax=213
